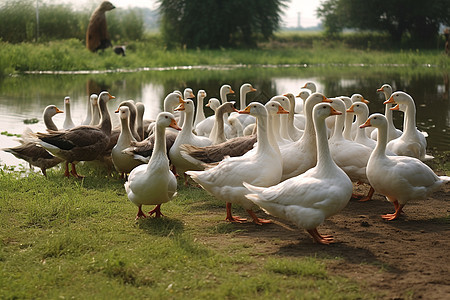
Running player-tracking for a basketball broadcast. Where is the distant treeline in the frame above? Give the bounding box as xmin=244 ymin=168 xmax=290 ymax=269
xmin=0 ymin=0 xmax=153 ymax=43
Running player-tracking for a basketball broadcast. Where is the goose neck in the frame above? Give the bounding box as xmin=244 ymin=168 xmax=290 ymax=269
xmin=98 ymin=98 xmax=112 ymax=135
xmin=314 ymin=115 xmax=336 ymax=172
xmin=44 ymin=112 xmax=58 ymax=131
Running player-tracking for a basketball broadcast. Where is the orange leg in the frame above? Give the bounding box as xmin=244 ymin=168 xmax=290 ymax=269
xmin=225 ymin=202 xmax=247 ymax=223
xmin=148 ymin=204 xmax=164 ymax=218
xmin=381 ymin=200 xmax=404 ymax=221
xmin=70 ymin=163 xmax=84 ymax=178
xmin=136 ymin=205 xmax=147 ymax=220
xmin=307 ymin=228 xmax=334 ymax=244
xmin=63 ymin=161 xmax=70 ymax=177
xmin=246 ymin=209 xmax=272 ymax=225
xmin=359 ymin=186 xmax=375 ymax=202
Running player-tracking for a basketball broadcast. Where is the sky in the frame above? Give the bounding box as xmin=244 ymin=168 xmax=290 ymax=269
xmin=59 ymin=0 xmax=322 ymax=28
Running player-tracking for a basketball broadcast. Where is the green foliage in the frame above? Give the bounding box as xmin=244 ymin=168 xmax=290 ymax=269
xmin=0 ymin=32 xmax=448 ymax=77
xmin=317 ymin=0 xmax=450 ymax=47
xmin=0 ymin=0 xmax=145 ymax=43
xmin=158 ymin=0 xmax=288 ymax=49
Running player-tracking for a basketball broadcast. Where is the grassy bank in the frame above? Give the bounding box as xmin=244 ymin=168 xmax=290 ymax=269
xmin=0 ymin=163 xmax=366 ymax=299
xmin=1 ymin=33 xmax=448 ymax=77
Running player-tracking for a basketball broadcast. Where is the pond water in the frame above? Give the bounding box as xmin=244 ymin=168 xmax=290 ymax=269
xmin=0 ymin=65 xmax=449 ymax=168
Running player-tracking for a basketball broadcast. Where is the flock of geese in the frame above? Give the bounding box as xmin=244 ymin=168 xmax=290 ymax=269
xmin=3 ymin=82 xmax=449 ymax=244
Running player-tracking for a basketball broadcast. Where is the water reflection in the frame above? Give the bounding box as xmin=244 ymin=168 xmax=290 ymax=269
xmin=0 ymin=66 xmax=448 ymax=167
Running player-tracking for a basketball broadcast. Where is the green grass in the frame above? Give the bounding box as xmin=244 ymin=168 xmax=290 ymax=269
xmin=0 ymin=33 xmax=448 ymax=76
xmin=0 ymin=163 xmax=368 ymax=299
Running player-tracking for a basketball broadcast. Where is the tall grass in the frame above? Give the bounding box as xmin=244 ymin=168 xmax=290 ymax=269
xmin=0 ymin=0 xmax=145 ymax=43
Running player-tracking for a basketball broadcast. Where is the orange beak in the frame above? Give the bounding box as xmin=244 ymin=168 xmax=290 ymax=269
xmin=169 ymin=119 xmax=182 ymax=131
xmin=175 ymin=102 xmax=185 ymax=111
xmin=377 ymin=87 xmax=384 ymax=92
xmin=238 ymin=105 xmax=252 ymax=114
xmin=250 ymin=87 xmax=257 ymax=92
xmin=190 ymin=92 xmax=195 ymax=98
xmin=330 ymin=107 xmax=342 ymax=116
xmin=361 ymin=97 xmax=370 ymax=104
xmin=178 ymin=95 xmax=184 ymax=103
xmin=55 ymin=108 xmax=64 ymax=114
xmin=115 ymin=107 xmax=120 ymax=113
xmin=301 ymin=83 xmax=307 ymax=89
xmin=346 ymin=104 xmax=355 ymax=113
xmin=384 ymin=95 xmax=395 ymax=105
xmin=322 ymin=95 xmax=332 ymax=103
xmin=229 ymin=89 xmax=235 ymax=94
xmin=277 ymin=106 xmax=289 ymax=114
xmin=360 ymin=119 xmax=371 ymax=128
xmin=390 ymin=104 xmax=400 ymax=111
xmin=109 ymin=93 xmax=115 ymax=99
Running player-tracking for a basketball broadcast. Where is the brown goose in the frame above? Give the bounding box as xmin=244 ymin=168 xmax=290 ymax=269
xmin=179 ymin=134 xmax=257 ymax=168
xmin=36 ymin=91 xmax=115 ymax=178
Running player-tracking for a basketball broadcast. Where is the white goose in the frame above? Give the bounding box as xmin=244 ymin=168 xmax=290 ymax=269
xmin=340 ymin=96 xmax=353 ymax=140
xmin=284 ymin=93 xmax=303 ymax=141
xmin=195 ymin=85 xmax=234 ymax=136
xmin=385 ymin=91 xmax=433 ymax=161
xmin=81 ymin=94 xmax=96 ymax=125
xmin=111 ymin=106 xmax=143 ymax=178
xmin=329 ymin=98 xmax=375 ymax=201
xmin=244 ymin=102 xmax=352 ymax=244
xmin=293 ymin=90 xmax=311 ymax=130
xmin=177 ymin=87 xmax=195 ymax=128
xmin=231 ymin=83 xmax=257 ymax=129
xmin=169 ymin=99 xmax=212 ymax=185
xmin=361 ymin=113 xmax=449 ymax=220
xmin=125 ymin=112 xmax=181 ymax=219
xmin=209 ymin=102 xmax=238 ymax=145
xmin=186 ymin=102 xmax=283 ymax=225
xmin=193 ymin=89 xmax=207 ymax=128
xmin=279 ymin=93 xmax=330 ymax=181
xmin=273 ymin=95 xmax=293 ymax=142
xmin=346 ymin=102 xmax=377 ymax=149
xmin=370 ymin=84 xmax=402 ymax=142
xmin=264 ymin=100 xmax=290 ymax=148
xmin=89 ymin=94 xmax=101 ymax=126
xmin=62 ymin=96 xmax=76 ymax=130
xmin=349 ymin=94 xmax=370 ymax=140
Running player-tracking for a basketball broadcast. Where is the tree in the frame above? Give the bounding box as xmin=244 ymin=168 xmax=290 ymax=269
xmin=158 ymin=0 xmax=287 ymax=49
xmin=317 ymin=0 xmax=450 ymax=46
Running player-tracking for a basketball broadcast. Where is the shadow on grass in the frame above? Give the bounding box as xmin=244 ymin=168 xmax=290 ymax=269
xmin=136 ymin=216 xmax=185 ymax=237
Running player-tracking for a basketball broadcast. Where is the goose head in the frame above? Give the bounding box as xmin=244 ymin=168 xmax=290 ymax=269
xmin=377 ymin=84 xmax=393 ymax=99
xmin=360 ymin=113 xmax=387 ymax=129
xmin=116 ymin=105 xmax=130 ymax=120
xmin=220 ymin=84 xmax=235 ymax=103
xmin=239 ymin=102 xmax=267 ymax=117
xmin=313 ymin=102 xmax=342 ymax=121
xmin=296 ymin=90 xmax=310 ymax=101
xmin=350 ymin=93 xmax=369 ymax=104
xmin=175 ymin=99 xmax=195 ymax=114
xmin=164 ymin=92 xmax=184 ymax=112
xmin=206 ymin=98 xmax=221 ymax=112
xmin=241 ymin=83 xmax=257 ymax=94
xmin=157 ymin=112 xmax=181 ymax=131
xmin=183 ymin=88 xmax=195 ymax=100
xmin=302 ymin=81 xmax=317 ymax=93
xmin=90 ymin=94 xmax=98 ymax=105
xmin=346 ymin=102 xmax=369 ymax=116
xmin=330 ymin=97 xmax=346 ymax=114
xmin=265 ymin=100 xmax=289 ymax=116
xmin=44 ymin=105 xmax=64 ymax=117
xmin=385 ymin=91 xmax=412 ymax=112
xmin=271 ymin=95 xmax=290 ymax=112
xmin=218 ymin=101 xmax=239 ymax=114
xmin=98 ymin=91 xmax=115 ymax=103
xmin=304 ymin=92 xmax=331 ymax=111
xmin=99 ymin=1 xmax=115 ymax=11
xmin=197 ymin=89 xmax=207 ymax=99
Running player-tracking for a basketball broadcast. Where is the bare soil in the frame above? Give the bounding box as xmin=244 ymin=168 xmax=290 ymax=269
xmin=200 ymin=182 xmax=450 ymax=300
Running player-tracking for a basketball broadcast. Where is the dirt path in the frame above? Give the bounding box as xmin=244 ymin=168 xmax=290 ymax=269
xmin=201 ymin=183 xmax=450 ymax=299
